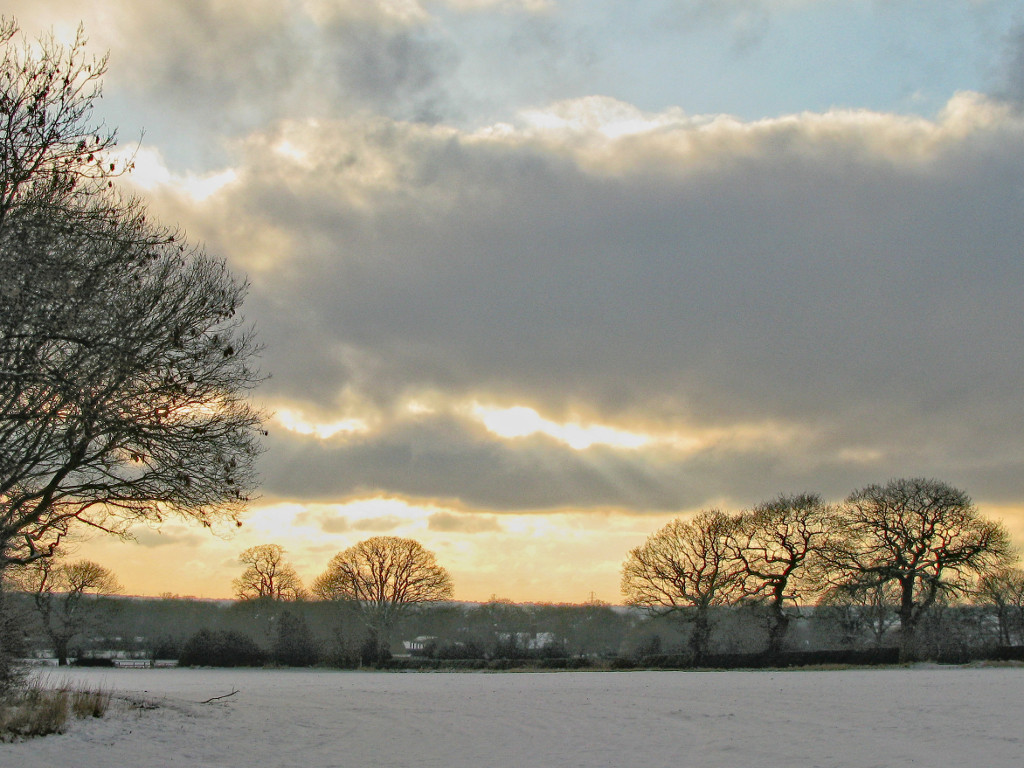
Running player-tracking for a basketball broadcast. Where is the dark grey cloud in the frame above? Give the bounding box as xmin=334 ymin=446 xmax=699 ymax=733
xmin=260 ymin=415 xmax=691 ymax=512
xmin=294 ymin=509 xmax=351 ymax=534
xmin=256 ymin=399 xmax=1024 ymax=513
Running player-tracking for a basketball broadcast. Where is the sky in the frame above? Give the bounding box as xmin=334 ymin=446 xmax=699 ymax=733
xmin=9 ymin=0 xmax=1024 ymax=603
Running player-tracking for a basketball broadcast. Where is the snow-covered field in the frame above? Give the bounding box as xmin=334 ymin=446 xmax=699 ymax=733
xmin=7 ymin=665 xmax=1023 ymax=767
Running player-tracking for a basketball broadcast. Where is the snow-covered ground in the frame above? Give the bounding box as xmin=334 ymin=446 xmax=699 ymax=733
xmin=7 ymin=665 xmax=1023 ymax=767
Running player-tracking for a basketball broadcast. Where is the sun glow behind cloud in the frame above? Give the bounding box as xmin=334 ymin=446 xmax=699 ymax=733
xmin=273 ymin=408 xmax=370 ymax=440
xmin=472 ymin=403 xmax=653 ymax=450
xmin=268 ymin=394 xmax=801 ymax=457
xmin=114 ymin=147 xmax=238 ymax=201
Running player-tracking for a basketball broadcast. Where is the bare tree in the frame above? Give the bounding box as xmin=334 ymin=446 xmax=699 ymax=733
xmin=825 ymin=478 xmax=1014 ymax=662
xmin=312 ymin=537 xmax=453 ymax=664
xmin=11 ymin=558 xmax=120 ymax=665
xmin=976 ymin=567 xmax=1024 ymax=646
xmin=621 ymin=510 xmax=744 ymax=664
xmin=233 ymin=544 xmax=305 ymax=601
xmin=0 ymin=21 xmax=264 ymax=571
xmin=732 ymin=493 xmax=831 ymax=656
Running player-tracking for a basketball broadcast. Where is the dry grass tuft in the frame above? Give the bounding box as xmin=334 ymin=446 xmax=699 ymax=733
xmin=0 ymin=677 xmax=114 ymax=741
xmin=70 ymin=685 xmax=111 ymax=718
xmin=0 ymin=683 xmax=68 ymax=741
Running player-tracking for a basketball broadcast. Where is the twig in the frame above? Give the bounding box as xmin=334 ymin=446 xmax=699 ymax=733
xmin=199 ymin=688 xmax=239 ymax=704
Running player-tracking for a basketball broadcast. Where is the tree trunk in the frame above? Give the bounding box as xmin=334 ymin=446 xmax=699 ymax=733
xmin=898 ymin=621 xmax=917 ymax=663
xmin=897 ymin=578 xmax=918 ymax=663
xmin=689 ymin=608 xmax=710 ymax=666
xmin=765 ymin=604 xmax=790 ymax=659
xmin=55 ymin=638 xmax=69 ymax=666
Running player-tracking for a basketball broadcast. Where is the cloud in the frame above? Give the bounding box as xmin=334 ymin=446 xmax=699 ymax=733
xmin=131 ymin=527 xmax=206 ymax=549
xmin=428 ymin=512 xmax=503 ymax=533
xmin=438 ymin=0 xmax=553 ymax=11
xmin=2 ymin=0 xmax=463 ymax=169
xmin=13 ymin=1 xmax=1024 ymax=517
xmin=182 ymin=93 xmax=1024 ymax=511
xmin=351 ymin=515 xmax=406 ymax=531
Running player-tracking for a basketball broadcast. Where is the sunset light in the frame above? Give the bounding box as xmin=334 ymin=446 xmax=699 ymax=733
xmin=471 ymin=404 xmax=652 ymax=450
xmin=273 ymin=408 xmax=369 ymax=440
xmin=8 ymin=5 xmax=1024 ymax=764
xmin=10 ymin=0 xmax=1020 ymax=609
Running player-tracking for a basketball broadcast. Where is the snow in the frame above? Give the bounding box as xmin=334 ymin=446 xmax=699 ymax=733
xmin=6 ymin=665 xmax=1023 ymax=767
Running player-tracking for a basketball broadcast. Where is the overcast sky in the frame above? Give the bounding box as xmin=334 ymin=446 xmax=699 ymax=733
xmin=11 ymin=0 xmax=1024 ymax=602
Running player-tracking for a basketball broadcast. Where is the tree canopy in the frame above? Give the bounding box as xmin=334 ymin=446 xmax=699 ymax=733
xmin=0 ymin=20 xmax=264 ymax=569
xmin=825 ymin=477 xmax=1014 ymax=661
xmin=312 ymin=536 xmax=453 ymax=663
xmin=621 ymin=510 xmax=744 ymax=663
xmin=233 ymin=544 xmax=305 ymax=601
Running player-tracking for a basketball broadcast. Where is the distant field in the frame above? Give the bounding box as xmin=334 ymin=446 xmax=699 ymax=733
xmin=7 ymin=666 xmax=1024 ymax=768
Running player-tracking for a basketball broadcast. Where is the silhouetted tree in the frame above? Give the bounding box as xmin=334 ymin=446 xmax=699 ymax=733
xmin=233 ymin=544 xmax=305 ymax=601
xmin=312 ymin=537 xmax=453 ymax=665
xmin=732 ymin=493 xmax=831 ymax=656
xmin=977 ymin=567 xmax=1024 ymax=646
xmin=0 ymin=19 xmax=264 ymax=571
xmin=621 ymin=510 xmax=744 ymax=664
xmin=11 ymin=558 xmax=120 ymax=665
xmin=824 ymin=478 xmax=1013 ymax=662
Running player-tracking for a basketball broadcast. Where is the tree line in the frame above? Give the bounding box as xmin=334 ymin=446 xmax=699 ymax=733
xmin=10 ymin=476 xmax=1022 ymax=670
xmin=623 ymin=479 xmax=1016 ymax=664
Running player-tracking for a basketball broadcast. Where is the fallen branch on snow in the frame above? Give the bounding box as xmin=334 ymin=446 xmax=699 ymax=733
xmin=199 ymin=689 xmax=239 ymax=704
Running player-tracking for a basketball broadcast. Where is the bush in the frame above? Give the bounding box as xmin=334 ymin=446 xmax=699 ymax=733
xmin=272 ymin=611 xmax=320 ymax=667
xmin=0 ymin=680 xmax=114 ymax=741
xmin=179 ymin=628 xmax=265 ymax=667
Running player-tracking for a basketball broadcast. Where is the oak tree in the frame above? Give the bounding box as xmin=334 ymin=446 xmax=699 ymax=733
xmin=825 ymin=478 xmax=1013 ymax=662
xmin=732 ymin=493 xmax=831 ymax=656
xmin=621 ymin=510 xmax=744 ymax=664
xmin=312 ymin=537 xmax=453 ymax=664
xmin=233 ymin=544 xmax=305 ymax=601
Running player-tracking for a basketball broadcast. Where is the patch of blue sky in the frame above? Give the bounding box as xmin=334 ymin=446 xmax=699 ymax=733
xmin=436 ymin=0 xmax=1024 ymax=122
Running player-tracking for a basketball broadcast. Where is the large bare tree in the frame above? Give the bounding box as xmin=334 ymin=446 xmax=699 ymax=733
xmin=233 ymin=544 xmax=305 ymax=601
xmin=621 ymin=510 xmax=744 ymax=664
xmin=732 ymin=493 xmax=831 ymax=656
xmin=0 ymin=21 xmax=264 ymax=571
xmin=825 ymin=478 xmax=1013 ymax=662
xmin=312 ymin=537 xmax=453 ymax=663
